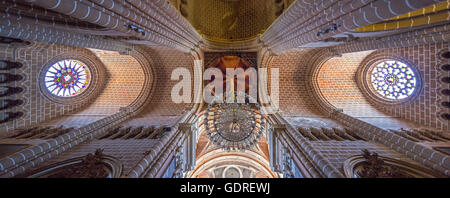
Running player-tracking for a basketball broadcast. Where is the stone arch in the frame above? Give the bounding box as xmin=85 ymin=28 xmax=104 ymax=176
xmin=0 ymin=47 xmax=157 ymax=178
xmin=311 ymin=49 xmax=431 ymax=129
xmin=0 ymin=60 xmax=23 ymax=71
xmin=126 ymin=47 xmax=157 ymax=112
xmin=260 ymin=48 xmax=349 ymax=118
xmin=305 ymin=49 xmax=340 ymax=115
xmin=122 ymin=46 xmax=196 ymax=127
xmin=314 ymin=50 xmax=390 ymax=117
xmin=0 ymin=73 xmax=24 ymax=84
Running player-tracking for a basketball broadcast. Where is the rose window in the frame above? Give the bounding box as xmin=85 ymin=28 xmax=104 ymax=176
xmin=370 ymin=60 xmax=417 ymax=100
xmin=44 ymin=59 xmax=91 ymax=97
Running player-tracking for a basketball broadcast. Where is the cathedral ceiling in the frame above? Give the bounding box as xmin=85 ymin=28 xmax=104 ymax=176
xmin=300 ymin=1 xmax=450 ymax=48
xmin=168 ymin=0 xmax=296 ymax=42
xmin=269 ymin=49 xmax=324 ymax=117
xmin=316 ymin=51 xmax=386 ymax=118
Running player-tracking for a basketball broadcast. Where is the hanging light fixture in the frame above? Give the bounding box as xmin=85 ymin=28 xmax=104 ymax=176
xmin=204 ymin=92 xmax=266 ymax=151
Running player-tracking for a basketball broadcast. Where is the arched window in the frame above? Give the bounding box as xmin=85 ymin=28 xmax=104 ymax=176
xmin=44 ymin=59 xmax=91 ymax=97
xmin=442 ymin=64 xmax=450 ymax=71
xmin=441 ymin=114 xmax=450 ymax=120
xmin=19 ymin=149 xmax=123 ymax=178
xmin=369 ymin=60 xmax=418 ymax=100
xmin=442 ymin=89 xmax=450 ymax=96
xmin=0 ymin=36 xmax=31 ymax=46
xmin=0 ymin=99 xmax=23 ymax=110
xmin=440 ymin=50 xmax=450 ymax=60
xmin=0 ymin=60 xmax=23 ymax=70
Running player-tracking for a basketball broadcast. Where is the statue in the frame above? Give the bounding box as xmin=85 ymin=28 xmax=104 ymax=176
xmin=359 ymin=149 xmax=411 ymax=178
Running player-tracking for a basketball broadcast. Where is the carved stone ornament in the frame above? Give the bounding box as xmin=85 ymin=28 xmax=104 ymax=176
xmin=343 ymin=150 xmax=445 ymax=178
xmin=18 ymin=149 xmax=123 ymax=178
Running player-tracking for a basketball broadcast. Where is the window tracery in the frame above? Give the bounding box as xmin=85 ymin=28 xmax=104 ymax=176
xmin=369 ymin=60 xmax=417 ymax=100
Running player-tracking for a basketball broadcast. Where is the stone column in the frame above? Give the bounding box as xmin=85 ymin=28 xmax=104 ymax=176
xmin=20 ymin=0 xmax=202 ymax=53
xmin=272 ymin=117 xmax=345 ymax=178
xmin=127 ymin=121 xmax=194 ymax=178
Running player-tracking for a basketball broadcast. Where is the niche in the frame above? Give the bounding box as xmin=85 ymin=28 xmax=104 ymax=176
xmin=440 ymin=51 xmax=450 ymax=59
xmin=441 ymin=102 xmax=450 ymax=109
xmin=442 ymin=77 xmax=450 ymax=84
xmin=442 ymin=89 xmax=450 ymax=96
xmin=441 ymin=113 xmax=450 ymax=120
xmin=0 ymin=74 xmax=23 ymax=83
xmin=442 ymin=64 xmax=450 ymax=71
xmin=0 ymin=112 xmax=23 ymax=124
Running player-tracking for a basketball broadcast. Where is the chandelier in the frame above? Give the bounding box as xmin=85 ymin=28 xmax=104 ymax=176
xmin=204 ymin=92 xmax=266 ymax=151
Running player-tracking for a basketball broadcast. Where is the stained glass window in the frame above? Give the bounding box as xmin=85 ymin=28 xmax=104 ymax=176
xmin=370 ymin=60 xmax=417 ymax=100
xmin=45 ymin=59 xmax=91 ymax=97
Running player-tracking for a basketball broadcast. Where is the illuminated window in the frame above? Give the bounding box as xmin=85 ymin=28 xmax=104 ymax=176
xmin=370 ymin=60 xmax=417 ymax=100
xmin=44 ymin=59 xmax=91 ymax=97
